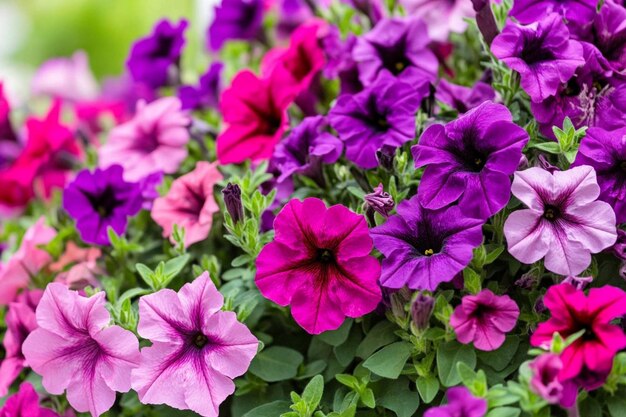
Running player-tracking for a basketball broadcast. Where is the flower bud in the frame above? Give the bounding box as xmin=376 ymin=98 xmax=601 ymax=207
xmin=376 ymin=145 xmax=396 ymax=171
xmin=364 ymin=184 xmax=394 ymax=218
xmin=222 ymin=183 xmax=244 ymax=224
xmin=613 ymin=229 xmax=626 ymax=261
xmin=471 ymin=0 xmax=499 ymax=46
xmin=411 ymin=293 xmax=434 ymax=331
xmin=562 ymin=275 xmax=592 ymax=291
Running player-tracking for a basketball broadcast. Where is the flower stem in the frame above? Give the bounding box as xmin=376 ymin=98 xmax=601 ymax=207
xmin=567 ymin=403 xmax=580 ymax=417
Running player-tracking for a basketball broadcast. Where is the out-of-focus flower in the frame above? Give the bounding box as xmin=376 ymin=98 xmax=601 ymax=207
xmin=137 ymin=171 xmax=163 ymax=210
xmin=509 ymin=0 xmax=596 ymax=28
xmin=178 ymin=62 xmax=223 ymax=111
xmin=435 ymin=79 xmax=495 ymax=113
xmin=23 ymin=284 xmax=140 ymax=417
xmin=613 ymin=229 xmax=626 ymax=261
xmin=589 ymin=2 xmax=626 ymax=73
xmin=321 ymin=29 xmax=363 ymax=94
xmin=399 ymin=0 xmax=473 ymax=42
xmin=31 ymin=51 xmax=99 ymax=102
xmin=561 ymin=275 xmax=593 ymax=291
xmin=63 ymin=165 xmax=143 ymax=246
xmin=424 ymin=386 xmax=487 ymax=417
xmin=0 ymin=382 xmax=59 ymax=417
xmin=256 ymin=198 xmax=382 ymax=334
xmin=0 ymin=82 xmax=19 ymax=168
xmin=131 ymin=273 xmax=258 ymax=417
xmin=528 ymin=354 xmax=577 ymax=407
xmin=376 ymin=144 xmax=396 ymax=171
xmin=413 ymin=102 xmax=529 ymax=219
xmin=371 ymin=195 xmax=484 ymax=290
xmin=99 ymin=97 xmax=190 ymax=181
xmin=50 ymin=242 xmax=102 ymax=290
xmin=208 ymin=0 xmax=264 ymax=52
xmin=504 ymin=166 xmax=617 ymax=275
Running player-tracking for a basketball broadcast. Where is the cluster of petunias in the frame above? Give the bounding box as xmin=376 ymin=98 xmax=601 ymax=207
xmin=2 ymin=0 xmax=626 ymax=416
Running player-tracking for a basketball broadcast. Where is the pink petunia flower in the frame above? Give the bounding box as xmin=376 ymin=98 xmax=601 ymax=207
xmin=131 ymin=273 xmax=258 ymax=417
xmin=0 ymin=218 xmax=56 ymax=305
xmin=0 ymin=382 xmax=59 ymax=417
xmin=151 ymin=161 xmax=222 ymax=248
xmin=531 ymin=283 xmax=626 ymax=390
xmin=31 ymin=51 xmax=99 ymax=103
xmin=256 ymin=198 xmax=382 ymax=334
xmin=22 ymin=284 xmax=140 ymax=417
xmin=528 ymin=353 xmax=577 ymax=407
xmin=99 ymin=97 xmax=190 ymax=182
xmin=450 ymin=289 xmax=519 ymax=351
xmin=399 ymin=0 xmax=474 ymax=41
xmin=504 ymin=166 xmax=617 ymax=276
xmin=50 ymin=242 xmax=102 ymax=290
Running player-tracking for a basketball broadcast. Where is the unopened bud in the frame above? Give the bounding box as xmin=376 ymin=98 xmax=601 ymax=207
xmin=411 ymin=293 xmax=434 ymax=331
xmin=222 ymin=183 xmax=244 ymax=224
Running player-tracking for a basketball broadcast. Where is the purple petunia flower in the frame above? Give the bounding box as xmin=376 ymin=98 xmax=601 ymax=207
xmin=491 ymin=14 xmax=584 ymax=102
xmin=178 ymin=62 xmax=223 ymax=111
xmin=63 ymin=165 xmax=143 ymax=246
xmin=424 ymin=386 xmax=487 ymax=417
xmin=587 ymin=2 xmax=626 ymax=73
xmin=352 ymin=16 xmax=439 ymax=88
xmin=371 ymin=195 xmax=484 ymax=291
xmin=435 ymin=78 xmax=496 ymax=113
xmin=412 ymin=102 xmax=529 ymax=219
xmin=208 ymin=0 xmax=264 ymax=52
xmin=528 ymin=354 xmax=577 ymax=407
xmin=509 ymin=0 xmax=596 ymax=28
xmin=322 ymin=28 xmax=363 ymax=95
xmin=127 ymin=19 xmax=188 ymax=89
xmin=571 ymin=127 xmax=626 ymax=223
xmin=328 ymin=72 xmax=427 ymax=169
xmin=272 ymin=116 xmax=343 ymax=184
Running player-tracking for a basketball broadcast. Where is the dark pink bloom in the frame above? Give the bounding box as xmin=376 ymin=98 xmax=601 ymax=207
xmin=528 ymin=353 xmax=577 ymax=407
xmin=424 ymin=386 xmax=487 ymax=417
xmin=0 ymin=382 xmax=59 ymax=417
xmin=531 ymin=283 xmax=626 ymax=390
xmin=256 ymin=198 xmax=382 ymax=334
xmin=450 ymin=289 xmax=519 ymax=351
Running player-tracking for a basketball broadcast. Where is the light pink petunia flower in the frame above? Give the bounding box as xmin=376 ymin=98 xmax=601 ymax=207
xmin=504 ymin=166 xmax=617 ymax=276
xmin=131 ymin=272 xmax=258 ymax=417
xmin=450 ymin=289 xmax=519 ymax=351
xmin=99 ymin=97 xmax=190 ymax=182
xmin=151 ymin=161 xmax=223 ymax=248
xmin=31 ymin=51 xmax=99 ymax=103
xmin=50 ymin=242 xmax=102 ymax=290
xmin=399 ymin=0 xmax=474 ymax=41
xmin=22 ymin=284 xmax=140 ymax=417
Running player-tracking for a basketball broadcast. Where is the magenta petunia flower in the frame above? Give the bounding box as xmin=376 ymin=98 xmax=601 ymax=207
xmin=352 ymin=16 xmax=439 ymax=87
xmin=435 ymin=78 xmax=496 ymax=114
xmin=412 ymin=102 xmax=529 ymax=219
xmin=424 ymin=386 xmax=487 ymax=417
xmin=99 ymin=97 xmax=191 ymax=182
xmin=370 ymin=195 xmax=484 ymax=291
xmin=450 ymin=289 xmax=519 ymax=351
xmin=528 ymin=353 xmax=577 ymax=407
xmin=491 ymin=14 xmax=584 ymax=102
xmin=509 ymin=0 xmax=596 ymax=28
xmin=0 ymin=382 xmax=59 ymax=417
xmin=151 ymin=162 xmax=223 ymax=248
xmin=256 ymin=198 xmax=382 ymax=334
xmin=131 ymin=273 xmax=258 ymax=417
xmin=22 ymin=284 xmax=140 ymax=417
xmin=531 ymin=283 xmax=626 ymax=390
xmin=504 ymin=166 xmax=617 ymax=276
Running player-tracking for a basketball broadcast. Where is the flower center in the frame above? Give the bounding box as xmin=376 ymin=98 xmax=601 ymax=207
xmin=520 ymin=36 xmax=556 ymax=65
xmin=424 ymin=248 xmax=434 ymax=256
xmin=317 ymin=249 xmax=335 ymax=264
xmin=85 ymin=186 xmax=123 ymax=219
xmin=620 ymin=161 xmax=626 ymax=172
xmin=395 ymin=62 xmax=405 ymax=72
xmin=543 ymin=205 xmax=560 ymax=221
xmin=193 ymin=333 xmax=209 ymax=348
xmin=377 ymin=118 xmax=389 ymax=129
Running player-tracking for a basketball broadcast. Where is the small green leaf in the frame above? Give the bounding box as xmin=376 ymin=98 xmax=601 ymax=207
xmin=336 ymin=374 xmax=359 ymax=389
xmin=356 ymin=321 xmax=398 ymax=359
xmin=463 ymin=268 xmax=482 ymax=294
xmin=485 ymin=407 xmax=521 ymax=417
xmin=416 ymin=376 xmax=439 ymax=404
xmin=243 ymin=401 xmax=291 ymax=417
xmin=607 ymin=396 xmax=626 ymax=417
xmin=437 ymin=340 xmax=477 ymax=387
xmin=363 ymin=342 xmax=412 ymax=379
xmin=377 ymin=379 xmax=420 ymax=417
xmin=457 ymin=362 xmax=478 ymax=386
xmin=302 ymin=375 xmax=324 ymax=410
xmin=248 ymin=346 xmax=304 ymax=382
xmin=360 ymin=388 xmax=376 ymax=409
xmin=319 ymin=320 xmax=353 ymax=346
xmin=531 ymin=142 xmax=561 ymax=154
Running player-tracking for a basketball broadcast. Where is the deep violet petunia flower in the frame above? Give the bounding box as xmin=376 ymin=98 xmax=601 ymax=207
xmin=63 ymin=165 xmax=143 ymax=246
xmin=352 ymin=16 xmax=439 ymax=87
xmin=370 ymin=195 xmax=484 ymax=291
xmin=531 ymin=283 xmax=626 ymax=390
xmin=256 ymin=198 xmax=382 ymax=334
xmin=207 ymin=0 xmax=264 ymax=52
xmin=504 ymin=166 xmax=617 ymax=276
xmin=328 ymin=72 xmax=426 ymax=169
xmin=217 ymin=70 xmax=295 ymax=164
xmin=491 ymin=14 xmax=584 ymax=102
xmin=435 ymin=79 xmax=496 ymax=114
xmin=151 ymin=162 xmax=223 ymax=248
xmin=424 ymin=386 xmax=487 ymax=417
xmin=321 ymin=29 xmax=363 ymax=95
xmin=509 ymin=0 xmax=596 ymax=28
xmin=571 ymin=127 xmax=626 ymax=223
xmin=528 ymin=353 xmax=577 ymax=407
xmin=131 ymin=273 xmax=258 ymax=417
xmin=589 ymin=2 xmax=626 ymax=73
xmin=99 ymin=97 xmax=191 ymax=182
xmin=23 ymin=284 xmax=140 ymax=417
xmin=399 ymin=0 xmax=473 ymax=42
xmin=450 ymin=289 xmax=520 ymax=351
xmin=412 ymin=101 xmax=529 ymax=219
xmin=613 ymin=229 xmax=626 ymax=260
xmin=271 ymin=116 xmax=343 ymax=184
xmin=0 ymin=382 xmax=59 ymax=417
xmin=127 ymin=19 xmax=188 ymax=89
xmin=178 ymin=62 xmax=223 ymax=110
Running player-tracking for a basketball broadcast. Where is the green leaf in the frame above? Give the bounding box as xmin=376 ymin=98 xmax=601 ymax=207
xmin=377 ymin=379 xmax=420 ymax=417
xmin=484 ymin=245 xmax=505 ymax=265
xmin=243 ymin=401 xmax=291 ymax=417
xmin=531 ymin=142 xmax=561 ymax=154
xmin=579 ymin=397 xmax=602 ymax=417
xmin=363 ymin=342 xmax=412 ymax=379
xmin=456 ymin=362 xmax=478 ymax=386
xmin=336 ymin=374 xmax=359 ymax=389
xmin=163 ymin=254 xmax=190 ymax=280
xmin=607 ymin=397 xmax=626 ymax=417
xmin=416 ymin=376 xmax=439 ymax=404
xmin=485 ymin=407 xmax=521 ymax=417
xmin=302 ymin=375 xmax=324 ymax=410
xmin=356 ymin=321 xmax=398 ymax=358
xmin=249 ymin=346 xmax=304 ymax=382
xmin=463 ymin=268 xmax=482 ymax=294
xmin=477 ymin=336 xmax=520 ymax=372
xmin=319 ymin=320 xmax=353 ymax=346
xmin=360 ymin=388 xmax=376 ymax=409
xmin=117 ymin=288 xmax=151 ymax=306
xmin=437 ymin=340 xmax=477 ymax=387
xmin=135 ymin=263 xmax=156 ymax=289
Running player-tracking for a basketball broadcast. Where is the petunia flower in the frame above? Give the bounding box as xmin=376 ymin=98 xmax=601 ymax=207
xmin=256 ymin=198 xmax=382 ymax=334
xmin=352 ymin=16 xmax=439 ymax=87
xmin=321 ymin=29 xmax=363 ymax=95
xmin=412 ymin=102 xmax=529 ymax=219
xmin=450 ymin=289 xmax=520 ymax=351
xmin=178 ymin=62 xmax=223 ymax=111
xmin=528 ymin=353 xmax=577 ymax=407
xmin=207 ymin=0 xmax=264 ymax=52
xmin=0 ymin=382 xmax=59 ymax=417
xmin=491 ymin=14 xmax=584 ymax=102
xmin=50 ymin=242 xmax=102 ymax=290
xmin=31 ymin=51 xmax=99 ymax=103
xmin=509 ymin=0 xmax=597 ymax=28
xmin=217 ymin=70 xmax=295 ymax=164
xmin=589 ymin=2 xmax=626 ymax=73
xmin=131 ymin=273 xmax=258 ymax=417
xmin=22 ymin=284 xmax=140 ymax=417
xmin=0 ymin=83 xmax=20 ymax=169
xmin=63 ymin=165 xmax=143 ymax=246
xmin=328 ymin=72 xmax=426 ymax=169
xmin=151 ymin=161 xmax=223 ymax=248
xmin=99 ymin=97 xmax=191 ymax=182
xmin=613 ymin=229 xmax=626 ymax=261
xmin=504 ymin=166 xmax=617 ymax=276
xmin=370 ymin=195 xmax=484 ymax=291
xmin=424 ymin=386 xmax=487 ymax=417
xmin=531 ymin=283 xmax=626 ymax=390
xmin=127 ymin=19 xmax=188 ymax=89
xmin=435 ymin=78 xmax=496 ymax=114
xmin=399 ymin=0 xmax=474 ymax=42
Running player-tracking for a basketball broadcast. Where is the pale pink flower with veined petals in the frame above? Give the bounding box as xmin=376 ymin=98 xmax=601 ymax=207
xmin=151 ymin=162 xmax=223 ymax=248
xmin=32 ymin=51 xmax=99 ymax=103
xmin=504 ymin=166 xmax=617 ymax=276
xmin=399 ymin=0 xmax=473 ymax=41
xmin=99 ymin=97 xmax=190 ymax=182
xmin=22 ymin=284 xmax=140 ymax=417
xmin=131 ymin=273 xmax=258 ymax=417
